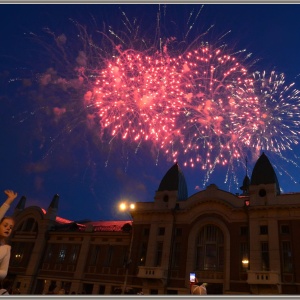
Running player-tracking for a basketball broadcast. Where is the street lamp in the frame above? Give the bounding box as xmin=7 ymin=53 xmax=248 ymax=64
xmin=119 ymin=202 xmax=135 ymax=212
xmin=119 ymin=201 xmax=135 ymax=294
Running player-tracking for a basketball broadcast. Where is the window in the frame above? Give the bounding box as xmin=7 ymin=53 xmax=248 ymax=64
xmin=240 ymin=242 xmax=249 ymax=271
xmin=175 ymin=228 xmax=182 ymax=237
xmin=16 ymin=218 xmax=37 ymax=232
xmin=82 ymin=283 xmax=93 ymax=294
xmin=10 ymin=242 xmax=35 ymax=268
xmin=104 ymin=245 xmax=113 ymax=267
xmin=281 ymin=225 xmax=290 ymax=234
xmin=240 ymin=226 xmax=248 ymax=236
xmin=282 ymin=241 xmax=293 ymax=273
xmin=143 ymin=228 xmax=150 ymax=236
xmin=259 ymin=189 xmax=266 ymax=197
xmin=261 ymin=242 xmax=269 ymax=271
xmin=138 ymin=242 xmax=147 ymax=266
xmin=88 ymin=245 xmax=100 ymax=266
xmin=57 ymin=244 xmax=67 ymax=262
xmin=44 ymin=244 xmax=54 ymax=263
xmin=196 ymin=225 xmax=224 ymax=271
xmin=99 ymin=285 xmax=105 ymax=294
xmin=155 ymin=242 xmax=163 ymax=266
xmin=68 ymin=245 xmax=80 ymax=264
xmin=260 ymin=225 xmax=268 ymax=235
xmin=158 ymin=227 xmax=165 ymax=236
xmin=120 ymin=245 xmax=127 ymax=267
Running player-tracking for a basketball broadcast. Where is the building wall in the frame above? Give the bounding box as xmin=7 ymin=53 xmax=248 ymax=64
xmin=7 ymin=182 xmax=300 ymax=295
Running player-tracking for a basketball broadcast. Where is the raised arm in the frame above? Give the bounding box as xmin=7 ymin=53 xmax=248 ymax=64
xmin=3 ymin=190 xmax=18 ymax=206
xmin=0 ymin=190 xmax=18 ymax=220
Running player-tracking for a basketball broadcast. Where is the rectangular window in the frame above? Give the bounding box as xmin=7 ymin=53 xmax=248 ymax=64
xmin=89 ymin=245 xmax=100 ymax=266
xmin=206 ymin=225 xmax=217 ymax=242
xmin=120 ymin=245 xmax=127 ymax=267
xmin=155 ymin=242 xmax=163 ymax=266
xmin=196 ymin=246 xmax=204 ymax=270
xmin=68 ymin=245 xmax=80 ymax=264
xmin=143 ymin=228 xmax=150 ymax=236
xmin=260 ymin=225 xmax=268 ymax=235
xmin=99 ymin=285 xmax=105 ymax=294
xmin=240 ymin=226 xmax=248 ymax=236
xmin=218 ymin=246 xmax=224 ymax=270
xmin=10 ymin=242 xmax=35 ymax=267
xmin=280 ymin=225 xmax=290 ymax=234
xmin=240 ymin=242 xmax=249 ymax=271
xmin=44 ymin=244 xmax=53 ymax=262
xmin=104 ymin=245 xmax=113 ymax=267
xmin=204 ymin=244 xmax=217 ymax=270
xmin=158 ymin=227 xmax=165 ymax=236
xmin=138 ymin=242 xmax=147 ymax=266
xmin=175 ymin=228 xmax=182 ymax=237
xmin=282 ymin=241 xmax=293 ymax=272
xmin=57 ymin=244 xmax=67 ymax=262
xmin=261 ymin=242 xmax=269 ymax=271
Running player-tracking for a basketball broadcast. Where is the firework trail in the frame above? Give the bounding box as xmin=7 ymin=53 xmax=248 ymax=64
xmin=233 ymin=70 xmax=300 ymax=185
xmin=241 ymin=71 xmax=300 ymax=153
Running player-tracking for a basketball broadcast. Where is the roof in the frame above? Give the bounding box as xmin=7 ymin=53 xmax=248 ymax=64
xmin=158 ymin=162 xmax=188 ymax=201
xmin=251 ymin=152 xmax=280 ymax=194
xmin=91 ymin=220 xmax=132 ymax=232
xmin=41 ymin=208 xmax=74 ymax=224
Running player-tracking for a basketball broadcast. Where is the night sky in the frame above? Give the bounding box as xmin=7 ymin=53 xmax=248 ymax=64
xmin=1 ymin=4 xmax=300 ymax=222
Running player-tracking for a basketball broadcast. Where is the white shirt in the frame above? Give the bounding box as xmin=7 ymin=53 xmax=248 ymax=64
xmin=0 ymin=202 xmax=12 ymax=280
xmin=0 ymin=245 xmax=11 ymax=279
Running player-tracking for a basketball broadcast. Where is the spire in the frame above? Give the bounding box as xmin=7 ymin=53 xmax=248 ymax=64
xmin=13 ymin=195 xmax=27 ymax=215
xmin=240 ymin=157 xmax=250 ymax=195
xmin=45 ymin=194 xmax=59 ymax=220
xmin=49 ymin=194 xmax=59 ymax=209
xmin=251 ymin=152 xmax=280 ymax=194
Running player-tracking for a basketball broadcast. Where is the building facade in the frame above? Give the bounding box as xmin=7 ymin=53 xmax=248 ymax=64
xmin=6 ymin=153 xmax=300 ymax=294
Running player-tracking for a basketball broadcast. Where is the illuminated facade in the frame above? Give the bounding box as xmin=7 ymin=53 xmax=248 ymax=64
xmin=7 ymin=153 xmax=300 ymax=294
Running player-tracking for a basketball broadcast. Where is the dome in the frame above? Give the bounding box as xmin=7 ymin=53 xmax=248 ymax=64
xmin=240 ymin=175 xmax=250 ymax=195
xmin=158 ymin=162 xmax=188 ymax=201
xmin=251 ymin=153 xmax=280 ymax=194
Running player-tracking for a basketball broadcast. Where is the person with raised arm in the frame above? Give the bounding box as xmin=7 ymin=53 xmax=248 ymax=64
xmin=0 ymin=190 xmax=18 ymax=280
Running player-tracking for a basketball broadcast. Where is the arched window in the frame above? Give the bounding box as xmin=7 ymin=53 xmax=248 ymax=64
xmin=15 ymin=217 xmax=38 ymax=232
xmin=196 ymin=225 xmax=224 ymax=271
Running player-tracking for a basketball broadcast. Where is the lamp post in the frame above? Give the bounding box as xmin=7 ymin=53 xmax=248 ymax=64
xmin=119 ymin=201 xmax=135 ymax=294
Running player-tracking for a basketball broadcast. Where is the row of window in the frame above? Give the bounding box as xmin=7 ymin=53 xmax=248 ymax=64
xmin=144 ymin=227 xmax=183 ymax=236
xmin=240 ymin=224 xmax=290 ymax=236
xmin=10 ymin=225 xmax=293 ymax=274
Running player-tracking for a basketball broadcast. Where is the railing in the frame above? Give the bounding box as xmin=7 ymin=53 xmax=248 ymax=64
xmin=247 ymin=271 xmax=280 ymax=284
xmin=137 ymin=266 xmax=168 ymax=280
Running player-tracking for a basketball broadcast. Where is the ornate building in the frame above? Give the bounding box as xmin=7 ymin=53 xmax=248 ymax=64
xmin=6 ymin=153 xmax=300 ymax=294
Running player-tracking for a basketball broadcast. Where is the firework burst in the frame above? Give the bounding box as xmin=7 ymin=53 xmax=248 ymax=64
xmin=13 ymin=5 xmax=300 ymax=191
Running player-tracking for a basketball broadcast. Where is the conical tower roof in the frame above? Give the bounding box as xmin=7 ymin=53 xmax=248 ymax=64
xmin=158 ymin=162 xmax=188 ymax=201
xmin=251 ymin=153 xmax=280 ymax=194
xmin=240 ymin=175 xmax=250 ymax=195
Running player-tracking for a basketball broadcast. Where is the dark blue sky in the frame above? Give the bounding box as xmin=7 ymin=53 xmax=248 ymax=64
xmin=1 ymin=4 xmax=300 ymax=221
